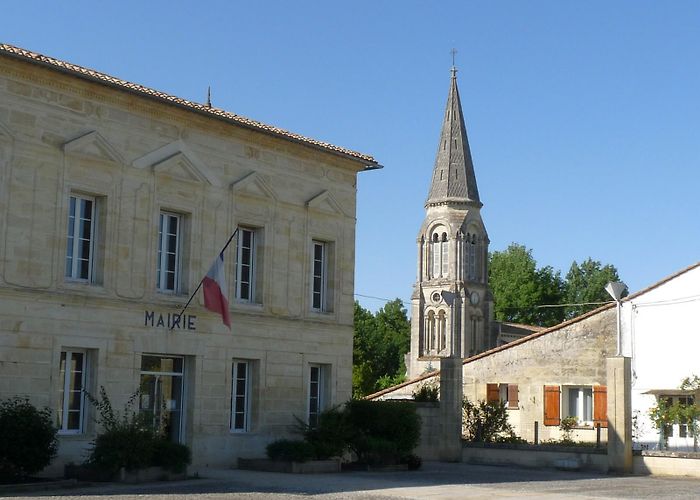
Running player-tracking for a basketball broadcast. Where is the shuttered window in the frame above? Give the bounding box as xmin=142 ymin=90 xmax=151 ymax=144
xmin=486 ymin=383 xmax=499 ymax=403
xmin=544 ymin=385 xmax=561 ymax=426
xmin=507 ymin=384 xmax=519 ymax=410
xmin=593 ymin=385 xmax=608 ymax=428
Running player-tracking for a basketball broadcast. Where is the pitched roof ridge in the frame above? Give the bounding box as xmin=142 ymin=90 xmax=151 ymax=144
xmin=0 ymin=43 xmax=378 ymax=166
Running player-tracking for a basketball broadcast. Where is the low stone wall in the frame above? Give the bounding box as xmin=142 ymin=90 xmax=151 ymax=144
xmin=633 ymin=451 xmax=700 ymax=477
xmin=414 ymin=402 xmax=441 ymax=461
xmin=462 ymin=444 xmax=608 ymax=472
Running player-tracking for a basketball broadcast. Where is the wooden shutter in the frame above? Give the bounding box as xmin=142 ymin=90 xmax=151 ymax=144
xmin=507 ymin=384 xmax=519 ymax=410
xmin=486 ymin=383 xmax=499 ymax=403
xmin=593 ymin=385 xmax=608 ymax=428
xmin=543 ymin=385 xmax=561 ymax=426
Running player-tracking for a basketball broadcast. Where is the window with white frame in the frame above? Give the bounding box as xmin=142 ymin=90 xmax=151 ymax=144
xmin=308 ymin=364 xmax=327 ymax=428
xmin=65 ymin=195 xmax=96 ymax=281
xmin=658 ymin=395 xmax=696 ymax=439
xmin=231 ymin=360 xmax=252 ymax=432
xmin=157 ymin=212 xmax=182 ymax=292
xmin=567 ymin=387 xmax=593 ymax=424
xmin=234 ymin=227 xmax=262 ymax=303
xmin=311 ymin=241 xmax=328 ymax=311
xmin=57 ymin=350 xmax=87 ymax=433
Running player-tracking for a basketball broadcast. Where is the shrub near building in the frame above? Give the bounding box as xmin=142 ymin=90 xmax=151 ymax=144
xmin=0 ymin=397 xmax=58 ymax=483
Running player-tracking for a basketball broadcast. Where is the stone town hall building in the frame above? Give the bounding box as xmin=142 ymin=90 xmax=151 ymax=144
xmin=0 ymin=44 xmax=378 ymax=472
xmin=407 ymin=67 xmax=535 ymax=379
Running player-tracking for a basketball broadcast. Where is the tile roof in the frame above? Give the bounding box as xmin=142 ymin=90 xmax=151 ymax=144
xmin=366 ymin=261 xmax=700 ymax=400
xmin=0 ymin=43 xmax=379 ymax=168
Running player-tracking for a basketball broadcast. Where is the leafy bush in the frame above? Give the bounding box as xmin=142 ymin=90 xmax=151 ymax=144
xmin=152 ymin=440 xmax=192 ymax=473
xmin=88 ymin=427 xmax=155 ymax=473
xmin=84 ymin=387 xmax=190 ymax=474
xmin=413 ymin=381 xmax=439 ymax=402
xmin=266 ymin=439 xmax=315 ymax=462
xmin=559 ymin=416 xmax=578 ymax=444
xmin=0 ymin=397 xmax=58 ymax=483
xmin=344 ymin=400 xmax=421 ymax=465
xmin=296 ymin=407 xmax=353 ymax=459
xmin=462 ymin=398 xmax=521 ymax=443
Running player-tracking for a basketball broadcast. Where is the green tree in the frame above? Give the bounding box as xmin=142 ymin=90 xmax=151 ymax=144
xmin=564 ymin=258 xmax=624 ymax=318
xmin=352 ymin=299 xmax=410 ymax=398
xmin=488 ymin=243 xmax=564 ymax=327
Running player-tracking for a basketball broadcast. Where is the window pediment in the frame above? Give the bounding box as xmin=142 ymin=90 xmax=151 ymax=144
xmin=230 ymin=171 xmax=277 ymax=201
xmin=133 ymin=140 xmax=215 ymax=185
xmin=307 ymin=190 xmax=346 ymax=217
xmin=63 ymin=131 xmax=124 ymax=164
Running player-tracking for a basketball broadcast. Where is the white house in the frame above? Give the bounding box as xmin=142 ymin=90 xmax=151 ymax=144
xmin=620 ymin=263 xmax=700 ymax=451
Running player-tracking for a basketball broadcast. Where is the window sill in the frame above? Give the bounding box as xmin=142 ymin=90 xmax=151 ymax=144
xmin=60 ymin=281 xmax=109 ymax=295
xmin=232 ymin=301 xmax=264 ymax=310
xmin=307 ymin=310 xmax=337 ymax=322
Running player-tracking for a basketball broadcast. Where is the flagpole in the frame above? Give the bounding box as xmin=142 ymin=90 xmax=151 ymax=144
xmin=170 ymin=227 xmax=239 ymax=331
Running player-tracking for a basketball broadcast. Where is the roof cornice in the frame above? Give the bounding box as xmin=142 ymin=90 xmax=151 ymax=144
xmin=0 ymin=43 xmax=380 ymax=170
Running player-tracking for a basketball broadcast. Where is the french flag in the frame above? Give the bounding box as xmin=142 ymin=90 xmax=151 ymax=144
xmin=203 ymin=252 xmax=231 ymax=329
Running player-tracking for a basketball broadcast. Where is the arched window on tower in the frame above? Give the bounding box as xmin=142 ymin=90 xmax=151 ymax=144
xmin=468 ymin=233 xmax=477 ymax=280
xmin=440 ymin=233 xmax=448 ymax=277
xmin=437 ymin=310 xmax=447 ymax=352
xmin=425 ymin=310 xmax=436 ymax=352
xmin=431 ymin=233 xmax=440 ymax=278
xmin=430 ymin=230 xmax=449 ymax=279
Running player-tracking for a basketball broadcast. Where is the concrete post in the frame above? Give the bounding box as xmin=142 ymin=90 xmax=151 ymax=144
xmin=439 ymin=356 xmax=463 ymax=461
xmin=607 ymin=356 xmax=632 ymax=473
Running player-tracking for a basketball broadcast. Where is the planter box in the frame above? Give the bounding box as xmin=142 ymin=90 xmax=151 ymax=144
xmin=238 ymin=458 xmax=341 ymax=474
xmin=64 ymin=464 xmax=187 ymax=483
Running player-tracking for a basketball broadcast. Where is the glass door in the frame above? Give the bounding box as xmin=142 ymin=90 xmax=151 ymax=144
xmin=139 ymin=355 xmax=184 ymax=443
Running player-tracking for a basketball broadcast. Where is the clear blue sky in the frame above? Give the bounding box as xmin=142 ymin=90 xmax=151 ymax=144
xmin=5 ymin=1 xmax=699 ymax=311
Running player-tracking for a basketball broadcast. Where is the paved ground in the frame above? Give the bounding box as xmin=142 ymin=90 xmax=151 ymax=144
xmin=3 ymin=462 xmax=700 ymax=499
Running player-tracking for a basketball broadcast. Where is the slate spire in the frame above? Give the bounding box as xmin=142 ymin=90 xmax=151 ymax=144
xmin=426 ymin=67 xmax=481 ymax=207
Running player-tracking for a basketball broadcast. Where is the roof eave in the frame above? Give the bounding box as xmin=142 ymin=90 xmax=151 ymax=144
xmin=0 ymin=46 xmax=380 ymax=169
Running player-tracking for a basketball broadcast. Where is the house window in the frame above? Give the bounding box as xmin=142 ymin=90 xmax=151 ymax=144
xmin=487 ymin=383 xmax=519 ymax=410
xmin=231 ymin=360 xmax=252 ymax=432
xmin=235 ymin=228 xmax=257 ymax=302
xmin=568 ymin=387 xmax=593 ymax=424
xmin=311 ymin=241 xmax=335 ymax=312
xmin=157 ymin=212 xmax=181 ymax=292
xmin=658 ymin=395 xmax=695 ymax=440
xmin=58 ymin=350 xmax=87 ymax=433
xmin=544 ymin=385 xmax=607 ymax=427
xmin=308 ymin=364 xmax=329 ymax=428
xmin=65 ymin=195 xmax=96 ymax=281
xmin=139 ymin=355 xmax=185 ymax=443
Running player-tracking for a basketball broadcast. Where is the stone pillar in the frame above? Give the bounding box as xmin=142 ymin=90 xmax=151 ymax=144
xmin=439 ymin=356 xmax=463 ymax=462
xmin=607 ymin=356 xmax=632 ymax=473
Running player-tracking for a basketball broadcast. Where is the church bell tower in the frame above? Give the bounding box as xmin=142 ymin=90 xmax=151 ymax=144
xmin=407 ymin=66 xmax=494 ymax=378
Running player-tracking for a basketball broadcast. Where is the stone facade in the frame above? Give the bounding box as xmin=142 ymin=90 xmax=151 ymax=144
xmin=377 ymin=306 xmax=617 ymax=444
xmin=0 ymin=45 xmax=377 ymax=472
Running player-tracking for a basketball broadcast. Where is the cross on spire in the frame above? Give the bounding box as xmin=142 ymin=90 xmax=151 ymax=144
xmin=450 ymin=48 xmax=458 ymax=77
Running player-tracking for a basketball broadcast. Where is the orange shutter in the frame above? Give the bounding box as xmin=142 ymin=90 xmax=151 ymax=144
xmin=543 ymin=385 xmax=561 ymax=426
xmin=593 ymin=385 xmax=608 ymax=428
xmin=486 ymin=383 xmax=499 ymax=403
xmin=507 ymin=384 xmax=519 ymax=410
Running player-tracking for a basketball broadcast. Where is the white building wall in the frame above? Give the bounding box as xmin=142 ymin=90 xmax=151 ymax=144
xmin=621 ymin=265 xmax=700 ymax=451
